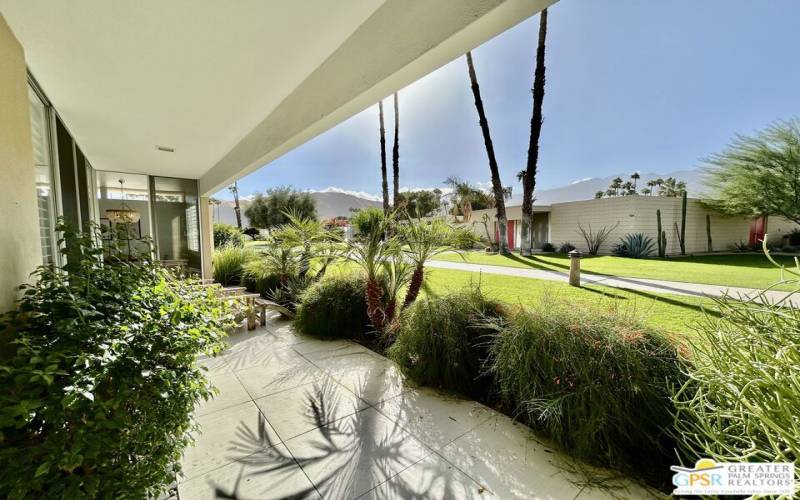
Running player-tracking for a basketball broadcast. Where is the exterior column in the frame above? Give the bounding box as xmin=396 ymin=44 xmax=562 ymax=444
xmin=199 ymin=196 xmax=214 ymax=280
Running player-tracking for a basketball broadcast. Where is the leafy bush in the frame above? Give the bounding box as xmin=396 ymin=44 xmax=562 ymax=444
xmin=241 ymin=258 xmax=285 ymax=296
xmin=789 ymin=227 xmax=800 ymax=246
xmin=612 ymin=232 xmax=655 ymax=258
xmin=213 ymin=223 xmax=244 ymax=248
xmin=673 ymin=260 xmax=800 ymax=478
xmin=212 ymin=245 xmax=255 ymax=286
xmin=489 ymin=301 xmax=684 ymax=483
xmin=541 ymin=242 xmax=555 ymax=253
xmin=294 ymin=274 xmax=374 ymax=339
xmin=557 ymin=242 xmax=576 ymax=254
xmin=388 ymin=289 xmax=503 ymax=398
xmin=350 ymin=207 xmax=385 ymax=236
xmin=244 ymin=187 xmax=317 ymax=229
xmin=451 ymin=226 xmax=479 ymax=250
xmin=0 ymin=224 xmax=233 ymax=498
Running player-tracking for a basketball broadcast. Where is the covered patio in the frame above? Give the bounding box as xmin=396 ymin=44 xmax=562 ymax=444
xmin=184 ymin=315 xmax=652 ymax=499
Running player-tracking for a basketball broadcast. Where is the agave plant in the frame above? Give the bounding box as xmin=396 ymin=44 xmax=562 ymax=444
xmin=612 ymin=232 xmax=655 ymax=258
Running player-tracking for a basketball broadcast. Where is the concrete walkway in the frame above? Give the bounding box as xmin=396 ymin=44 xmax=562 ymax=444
xmin=426 ymin=259 xmax=799 ymax=306
xmin=180 ymin=317 xmax=656 ymax=499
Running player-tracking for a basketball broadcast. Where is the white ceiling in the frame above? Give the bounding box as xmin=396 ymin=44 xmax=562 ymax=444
xmin=2 ymin=0 xmax=553 ymax=195
xmin=1 ymin=0 xmax=384 ymax=178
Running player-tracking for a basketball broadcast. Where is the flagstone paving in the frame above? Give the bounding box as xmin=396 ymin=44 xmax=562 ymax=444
xmin=180 ymin=316 xmax=658 ymax=499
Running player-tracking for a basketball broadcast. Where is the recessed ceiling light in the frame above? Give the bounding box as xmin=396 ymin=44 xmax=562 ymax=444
xmin=156 ymin=145 xmax=175 ymax=152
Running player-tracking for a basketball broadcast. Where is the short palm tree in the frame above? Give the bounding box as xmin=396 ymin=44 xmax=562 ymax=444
xmin=399 ymin=218 xmax=457 ymax=308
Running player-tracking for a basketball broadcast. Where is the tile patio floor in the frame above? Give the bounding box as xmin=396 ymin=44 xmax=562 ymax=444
xmin=179 ymin=314 xmax=657 ymax=500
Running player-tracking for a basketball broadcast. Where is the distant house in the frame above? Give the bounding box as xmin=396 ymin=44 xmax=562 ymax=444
xmin=470 ymin=196 xmax=796 ymax=255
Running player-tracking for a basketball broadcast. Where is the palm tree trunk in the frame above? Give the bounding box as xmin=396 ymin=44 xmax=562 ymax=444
xmin=392 ymin=92 xmax=400 ymax=210
xmin=379 ymin=101 xmax=389 ymax=215
xmin=521 ymin=8 xmax=547 ymax=257
xmin=366 ymin=278 xmax=385 ymax=333
xmin=231 ymin=181 xmax=242 ymax=230
xmin=402 ymin=264 xmax=424 ymax=309
xmin=466 ymin=51 xmax=509 ymax=254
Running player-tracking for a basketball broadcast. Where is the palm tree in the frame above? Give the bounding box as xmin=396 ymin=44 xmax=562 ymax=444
xmin=443 ymin=176 xmax=475 ymax=222
xmin=378 ymin=101 xmax=389 ymax=214
xmin=641 ymin=187 xmax=652 ymax=196
xmin=646 ymin=179 xmax=657 ymax=195
xmin=630 ymin=171 xmax=640 ymax=192
xmin=654 ymin=178 xmax=665 ymax=195
xmin=228 ymin=181 xmax=242 ymax=229
xmin=392 ymin=92 xmax=400 ymax=209
xmin=595 ymin=191 xmax=604 ymax=199
xmin=621 ymin=180 xmax=635 ymax=196
xmin=209 ymin=197 xmax=222 ymax=221
xmin=610 ymin=177 xmax=623 ymax=196
xmin=605 ymin=188 xmax=616 ymax=198
xmin=465 ymin=51 xmax=509 ymax=254
xmin=399 ymin=218 xmax=456 ymax=308
xmin=520 ymin=8 xmax=548 ymax=256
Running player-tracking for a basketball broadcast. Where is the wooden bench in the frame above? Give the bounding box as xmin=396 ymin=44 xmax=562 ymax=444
xmin=254 ymin=298 xmax=294 ymax=323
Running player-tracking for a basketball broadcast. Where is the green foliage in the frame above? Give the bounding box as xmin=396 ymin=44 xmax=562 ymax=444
xmin=0 ymin=223 xmax=233 ymax=499
xmin=451 ymin=226 xmax=479 ymax=250
xmin=294 ymin=274 xmax=374 ymax=339
xmin=350 ymin=207 xmax=385 ymax=236
xmin=213 ymin=223 xmax=245 ymax=248
xmin=788 ymin=227 xmax=800 ymax=246
xmin=212 ymin=245 xmax=256 ymax=286
xmin=244 ymin=187 xmax=317 ymax=229
xmin=541 ymin=242 xmax=555 ymax=252
xmin=557 ymin=242 xmax=575 ymax=254
xmin=489 ymin=301 xmax=684 ymax=482
xmin=673 ymin=247 xmax=800 ymax=478
xmin=388 ymin=288 xmax=503 ymax=397
xmin=396 ymin=189 xmax=442 ymax=217
xmin=576 ymin=222 xmax=618 ymax=255
xmin=703 ymin=118 xmax=800 ymax=224
xmin=612 ymin=233 xmax=655 ymax=258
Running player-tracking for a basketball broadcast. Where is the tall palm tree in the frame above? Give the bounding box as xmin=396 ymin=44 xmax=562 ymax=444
xmin=228 ymin=181 xmax=242 ymax=229
xmin=646 ymin=179 xmax=657 ymax=195
xmin=378 ymin=100 xmax=389 ymax=215
xmin=520 ymin=8 xmax=548 ymax=256
xmin=392 ymin=92 xmax=400 ymax=209
xmin=610 ymin=177 xmax=623 ymax=197
xmin=465 ymin=51 xmax=509 ymax=254
xmin=209 ymin=197 xmax=221 ymax=221
xmin=630 ymin=171 xmax=640 ymax=192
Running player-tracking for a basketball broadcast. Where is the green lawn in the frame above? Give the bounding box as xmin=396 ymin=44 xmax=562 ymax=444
xmin=431 ymin=251 xmax=799 ymax=291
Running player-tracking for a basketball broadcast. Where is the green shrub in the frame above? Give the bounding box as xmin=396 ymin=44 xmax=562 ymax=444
xmin=612 ymin=232 xmax=655 ymax=258
xmin=350 ymin=207 xmax=385 ymax=236
xmin=388 ymin=289 xmax=503 ymax=398
xmin=541 ymin=242 xmax=555 ymax=252
xmin=241 ymin=256 xmax=287 ymax=296
xmin=0 ymin=223 xmax=234 ymax=499
xmin=213 ymin=223 xmax=245 ymax=248
xmin=450 ymin=226 xmax=479 ymax=250
xmin=789 ymin=227 xmax=800 ymax=246
xmin=489 ymin=301 xmax=684 ymax=482
xmin=557 ymin=242 xmax=576 ymax=254
xmin=294 ymin=274 xmax=373 ymax=339
xmin=212 ymin=245 xmax=255 ymax=286
xmin=673 ymin=284 xmax=800 ymax=476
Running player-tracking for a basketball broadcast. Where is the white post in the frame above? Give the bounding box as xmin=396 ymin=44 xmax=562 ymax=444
xmin=199 ymin=196 xmax=214 ymax=280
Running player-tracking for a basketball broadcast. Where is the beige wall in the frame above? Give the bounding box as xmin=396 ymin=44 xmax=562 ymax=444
xmin=471 ymin=197 xmax=790 ymax=256
xmin=0 ymin=16 xmax=42 ymax=313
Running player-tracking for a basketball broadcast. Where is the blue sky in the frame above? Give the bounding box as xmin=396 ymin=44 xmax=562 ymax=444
xmin=218 ymin=0 xmax=800 ymax=200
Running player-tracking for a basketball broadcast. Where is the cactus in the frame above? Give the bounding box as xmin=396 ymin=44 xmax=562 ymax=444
xmin=679 ymin=191 xmax=687 ymax=255
xmin=706 ymin=214 xmax=713 ymax=252
xmin=656 ymin=209 xmax=665 ymax=258
xmin=661 ymin=230 xmax=667 ymax=257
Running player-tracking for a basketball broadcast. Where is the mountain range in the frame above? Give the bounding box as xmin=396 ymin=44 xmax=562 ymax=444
xmin=211 ymin=169 xmax=704 ymax=225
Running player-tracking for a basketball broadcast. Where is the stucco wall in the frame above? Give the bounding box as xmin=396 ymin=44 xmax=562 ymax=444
xmin=0 ymin=16 xmax=42 ymax=313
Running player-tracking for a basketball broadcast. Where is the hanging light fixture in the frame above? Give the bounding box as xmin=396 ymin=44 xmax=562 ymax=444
xmin=105 ymin=178 xmax=141 ymax=224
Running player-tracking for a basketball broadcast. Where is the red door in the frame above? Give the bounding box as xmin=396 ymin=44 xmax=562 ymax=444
xmin=749 ymin=216 xmax=767 ymax=246
xmin=494 ymin=220 xmax=516 ymax=249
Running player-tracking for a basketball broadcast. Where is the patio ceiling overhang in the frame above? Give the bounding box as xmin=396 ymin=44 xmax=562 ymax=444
xmin=0 ymin=0 xmax=554 ymax=196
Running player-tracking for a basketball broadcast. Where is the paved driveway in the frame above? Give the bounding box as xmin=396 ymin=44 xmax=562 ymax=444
xmin=179 ymin=317 xmax=656 ymax=499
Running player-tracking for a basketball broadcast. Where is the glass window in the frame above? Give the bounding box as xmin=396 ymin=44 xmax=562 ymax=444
xmin=28 ymin=86 xmax=56 ymax=266
xmin=152 ymin=177 xmax=201 ymax=273
xmin=96 ymin=171 xmax=152 ymax=259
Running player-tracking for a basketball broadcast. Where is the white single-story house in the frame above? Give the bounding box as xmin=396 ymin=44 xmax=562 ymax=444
xmin=469 ymin=196 xmax=797 ymax=255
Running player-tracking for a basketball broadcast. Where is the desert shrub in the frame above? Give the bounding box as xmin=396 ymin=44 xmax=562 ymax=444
xmin=0 ymin=223 xmax=233 ymax=499
xmin=451 ymin=226 xmax=479 ymax=250
xmin=294 ymin=274 xmax=374 ymax=339
xmin=212 ymin=245 xmax=256 ymax=286
xmin=789 ymin=228 xmax=800 ymax=246
xmin=557 ymin=242 xmax=576 ymax=254
xmin=489 ymin=301 xmax=684 ymax=483
xmin=673 ymin=266 xmax=800 ymax=478
xmin=388 ymin=289 xmax=503 ymax=398
xmin=612 ymin=232 xmax=655 ymax=258
xmin=541 ymin=242 xmax=555 ymax=252
xmin=350 ymin=207 xmax=385 ymax=236
xmin=213 ymin=223 xmax=245 ymax=248
xmin=241 ymin=258 xmax=284 ymax=296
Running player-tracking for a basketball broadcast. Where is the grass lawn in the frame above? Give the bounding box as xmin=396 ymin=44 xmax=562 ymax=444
xmin=326 ymin=263 xmax=716 ymax=336
xmin=431 ymin=251 xmax=799 ymax=291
